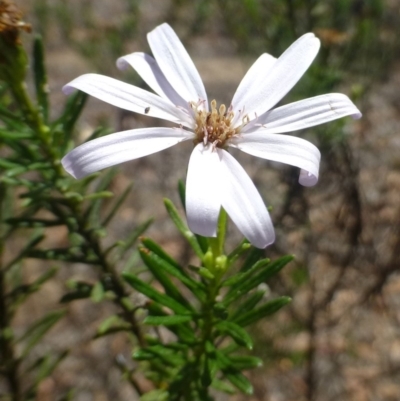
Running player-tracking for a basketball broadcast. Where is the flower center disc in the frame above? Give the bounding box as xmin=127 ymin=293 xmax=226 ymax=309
xmin=193 ymin=99 xmax=237 ymax=148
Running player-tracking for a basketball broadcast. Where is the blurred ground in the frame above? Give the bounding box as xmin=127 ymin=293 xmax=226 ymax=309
xmin=5 ymin=0 xmax=400 ymax=400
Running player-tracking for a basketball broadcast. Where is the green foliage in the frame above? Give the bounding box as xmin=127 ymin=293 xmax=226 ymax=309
xmin=33 ymin=36 xmax=49 ymax=122
xmin=121 ymin=198 xmax=293 ymax=400
xmin=0 ymin=28 xmax=149 ymax=401
xmin=18 ymin=310 xmax=67 ymax=358
xmin=164 ymin=198 xmax=205 ymax=259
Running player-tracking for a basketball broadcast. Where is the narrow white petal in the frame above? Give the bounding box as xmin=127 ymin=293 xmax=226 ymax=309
xmin=218 ymin=149 xmax=275 ymax=248
xmin=116 ymin=52 xmax=189 ymax=110
xmin=63 ymin=73 xmax=193 ymax=128
xmin=229 ymin=132 xmax=321 ymax=187
xmin=62 ymin=127 xmax=194 ymax=179
xmin=147 ymin=23 xmax=208 ymax=109
xmin=186 ymin=144 xmax=221 ymax=237
xmin=243 ymin=93 xmax=362 ymax=133
xmin=235 ymin=33 xmax=320 ymax=125
xmin=299 ymin=169 xmax=318 ymax=187
xmin=231 ymin=53 xmax=276 ymax=123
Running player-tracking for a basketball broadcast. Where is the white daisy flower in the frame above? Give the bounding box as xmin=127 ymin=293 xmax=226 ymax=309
xmin=61 ymin=23 xmax=361 ymax=248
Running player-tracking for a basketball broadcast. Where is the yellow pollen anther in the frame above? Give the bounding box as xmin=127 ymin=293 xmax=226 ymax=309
xmin=193 ymin=99 xmax=244 ymax=148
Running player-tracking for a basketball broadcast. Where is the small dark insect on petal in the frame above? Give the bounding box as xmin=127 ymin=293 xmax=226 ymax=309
xmin=144 ymin=107 xmax=150 ymax=114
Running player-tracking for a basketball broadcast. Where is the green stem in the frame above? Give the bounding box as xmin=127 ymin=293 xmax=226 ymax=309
xmin=196 ymin=278 xmax=220 ymax=394
xmin=10 ymin=81 xmax=63 ymax=177
xmin=74 ymin=208 xmax=146 ymax=347
xmin=0 ymin=267 xmax=21 ymax=401
xmin=0 ymin=185 xmax=21 ymax=401
xmin=190 ymin=234 xmax=227 ymax=400
xmin=8 ymin=78 xmax=147 ymax=349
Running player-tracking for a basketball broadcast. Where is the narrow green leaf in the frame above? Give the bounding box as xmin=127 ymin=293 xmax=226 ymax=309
xmin=64 ymin=191 xmax=83 ymax=202
xmin=33 ymin=266 xmax=59 ymax=287
xmin=224 ymin=370 xmax=253 ymax=394
xmin=227 ymin=239 xmax=251 ymax=266
xmin=140 ymin=244 xmax=206 ymax=300
xmin=60 ymin=281 xmax=93 ymax=303
xmin=140 ymin=237 xmax=181 ymax=270
xmin=241 ymin=255 xmax=292 ymax=292
xmin=133 ymin=345 xmax=184 ymax=367
xmin=177 ymin=179 xmax=186 ymax=209
xmin=35 ymin=350 xmax=68 ymax=383
xmin=0 ymin=129 xmax=32 ymax=139
xmin=4 ymin=234 xmax=45 ymax=272
xmin=216 ymin=208 xmax=227 ymax=255
xmin=233 ymin=296 xmax=292 ymax=327
xmin=140 ymin=389 xmax=169 ymax=401
xmin=102 ymin=183 xmax=133 ymax=226
xmin=0 ymin=158 xmax=24 ymax=170
xmin=25 ymin=351 xmax=68 ymax=401
xmin=60 ymin=91 xmax=87 ymax=134
xmin=205 ymin=340 xmax=216 ymax=355
xmin=27 ymin=248 xmax=98 ymax=264
xmin=83 ymin=191 xmax=114 ymax=200
xmin=0 ymin=106 xmax=22 ymax=124
xmin=2 ymin=137 xmax=37 ymax=160
xmin=82 ymin=126 xmax=110 ymax=143
xmin=201 ymin=346 xmax=218 ymax=389
xmin=229 ymin=290 xmax=266 ymax=320
xmin=139 ymin=247 xmax=192 ymax=308
xmin=211 ymin=379 xmax=236 ymax=395
xmin=90 ymin=281 xmax=105 ymax=303
xmin=95 ymin=315 xmax=131 ymax=338
xmin=241 ymin=247 xmax=264 ymax=272
xmin=18 ymin=182 xmax=52 ymax=200
xmin=222 ymin=258 xmax=271 ymax=304
xmin=213 ymin=303 xmax=229 ymax=320
xmin=122 ymin=272 xmax=191 ymax=315
xmin=227 ymin=355 xmax=263 ymax=370
xmin=198 ymin=267 xmax=215 ymax=280
xmin=221 ymin=272 xmax=247 ymax=287
xmin=118 ymin=218 xmax=153 ymax=257
xmin=163 ymin=342 xmax=189 ymax=352
xmin=0 ymin=176 xmax=21 ymax=186
xmin=5 ymin=218 xmax=63 ymax=228
xmin=120 ymin=248 xmax=140 ymax=273
xmin=8 ymin=267 xmax=58 ymax=305
xmin=96 ymin=326 xmax=132 ymax=338
xmin=131 ymin=349 xmax=155 ymax=361
xmin=163 ymin=198 xmax=204 ymax=259
xmin=216 ymin=321 xmax=253 ymax=350
xmin=217 ymin=347 xmax=254 ymax=392
xmin=81 ymin=169 xmax=117 ymax=223
xmin=201 ymin=355 xmax=213 ymax=387
xmin=144 ymin=315 xmax=192 ymax=326
xmin=215 ymin=348 xmax=235 ymax=369
xmin=195 ymin=234 xmax=209 ymax=253
xmin=6 ymin=166 xmax=28 ymax=177
xmin=223 ymin=255 xmax=293 ymax=306
xmin=146 ymin=303 xmax=196 ymax=344
xmin=19 ymin=310 xmax=66 ymax=357
xmin=33 ymin=36 xmax=49 ymax=122
xmin=97 ymin=315 xmax=125 ymax=334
